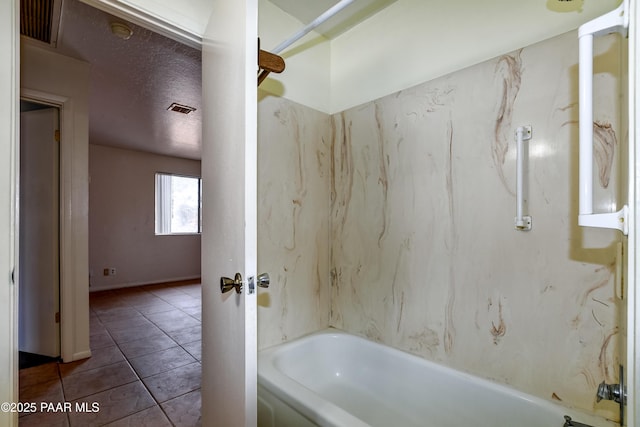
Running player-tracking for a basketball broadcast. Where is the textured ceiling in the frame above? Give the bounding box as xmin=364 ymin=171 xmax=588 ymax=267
xmin=48 ymin=0 xmax=386 ymax=161
xmin=55 ymin=0 xmax=202 ymax=160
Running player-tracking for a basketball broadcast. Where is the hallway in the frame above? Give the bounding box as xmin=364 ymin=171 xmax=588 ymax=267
xmin=18 ymin=280 xmax=202 ymax=426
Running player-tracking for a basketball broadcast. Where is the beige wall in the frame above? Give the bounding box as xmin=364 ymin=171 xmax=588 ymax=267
xmin=21 ymin=43 xmax=91 ymax=362
xmin=330 ymin=30 xmax=623 ymax=420
xmin=257 ymin=92 xmax=332 ymax=349
xmin=89 ymin=144 xmax=201 ymax=291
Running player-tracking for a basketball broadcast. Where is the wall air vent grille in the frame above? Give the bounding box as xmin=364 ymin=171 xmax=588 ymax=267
xmin=20 ymin=0 xmax=61 ymax=46
xmin=168 ymin=103 xmax=197 ymax=114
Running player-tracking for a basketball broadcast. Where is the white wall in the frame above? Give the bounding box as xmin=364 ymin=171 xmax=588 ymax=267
xmin=0 ymin=0 xmax=18 ymax=424
xmin=21 ymin=42 xmax=91 ymax=362
xmin=254 ymin=0 xmax=622 ymax=113
xmin=329 ymin=0 xmax=623 ymax=112
xmin=258 ymin=0 xmax=331 ymax=113
xmin=89 ymin=144 xmax=201 ymax=291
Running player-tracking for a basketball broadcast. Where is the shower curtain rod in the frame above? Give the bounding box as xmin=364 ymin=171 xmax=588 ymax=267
xmin=258 ymin=0 xmax=355 ymax=86
xmin=271 ymin=0 xmax=355 ymax=54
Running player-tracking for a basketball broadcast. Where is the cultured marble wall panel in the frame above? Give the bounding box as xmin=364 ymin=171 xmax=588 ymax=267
xmin=257 ymin=93 xmax=332 ymax=349
xmin=330 ymin=31 xmax=624 ymax=419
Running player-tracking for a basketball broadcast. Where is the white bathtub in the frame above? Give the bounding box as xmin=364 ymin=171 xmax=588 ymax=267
xmin=258 ymin=329 xmax=617 ymax=427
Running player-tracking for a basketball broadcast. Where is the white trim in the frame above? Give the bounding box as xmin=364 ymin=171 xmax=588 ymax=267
xmin=88 ymin=276 xmax=201 ymax=292
xmin=79 ymin=0 xmax=203 ymax=49
xmin=9 ymin=22 xmax=18 ymax=427
xmin=2 ymin=0 xmax=19 ymax=425
xmin=20 ymin=88 xmax=77 ymax=363
xmin=630 ymin=1 xmax=639 ymax=425
xmin=72 ymin=350 xmax=92 ymax=360
xmin=245 ymin=1 xmax=258 ymax=424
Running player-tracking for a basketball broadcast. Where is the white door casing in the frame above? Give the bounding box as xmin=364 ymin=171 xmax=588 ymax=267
xmin=19 ymin=69 xmax=92 ymax=364
xmin=629 ymin=1 xmax=639 ymax=426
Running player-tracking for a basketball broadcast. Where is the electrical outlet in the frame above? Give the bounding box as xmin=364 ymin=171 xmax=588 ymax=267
xmin=109 ymin=268 xmax=116 ymax=276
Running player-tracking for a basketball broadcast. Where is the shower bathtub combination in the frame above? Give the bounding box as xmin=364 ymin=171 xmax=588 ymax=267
xmin=256 ymin=2 xmax=631 ymax=427
xmin=257 ymin=329 xmax=617 ymax=427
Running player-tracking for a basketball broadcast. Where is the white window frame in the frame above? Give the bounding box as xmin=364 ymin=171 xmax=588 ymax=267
xmin=155 ymin=172 xmax=202 ymax=235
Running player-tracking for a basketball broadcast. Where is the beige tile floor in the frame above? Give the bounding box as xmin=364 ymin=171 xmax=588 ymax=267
xmin=18 ymin=280 xmax=202 ymax=427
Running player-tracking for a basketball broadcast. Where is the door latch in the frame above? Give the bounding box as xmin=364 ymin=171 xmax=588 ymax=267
xmin=221 ymin=272 xmax=270 ymax=294
xmin=247 ymin=273 xmax=270 ymax=294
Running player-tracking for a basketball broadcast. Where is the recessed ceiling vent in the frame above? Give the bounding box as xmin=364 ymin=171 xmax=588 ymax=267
xmin=20 ymin=0 xmax=62 ymax=46
xmin=167 ymin=103 xmax=197 ymax=114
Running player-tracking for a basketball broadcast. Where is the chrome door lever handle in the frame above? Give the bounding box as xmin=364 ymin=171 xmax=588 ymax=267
xmin=220 ymin=273 xmax=243 ymax=294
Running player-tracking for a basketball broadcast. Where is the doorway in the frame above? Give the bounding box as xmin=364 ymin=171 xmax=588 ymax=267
xmin=19 ymin=100 xmax=61 ymax=368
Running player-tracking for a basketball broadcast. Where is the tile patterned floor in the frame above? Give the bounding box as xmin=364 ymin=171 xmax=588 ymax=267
xmin=18 ymin=280 xmax=202 ymax=427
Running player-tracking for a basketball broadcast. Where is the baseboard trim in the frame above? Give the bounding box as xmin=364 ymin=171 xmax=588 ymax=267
xmin=70 ymin=349 xmax=92 ymax=362
xmin=89 ymin=276 xmax=201 ymax=292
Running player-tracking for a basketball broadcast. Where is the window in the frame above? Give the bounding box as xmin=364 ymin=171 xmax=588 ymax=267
xmin=155 ymin=173 xmax=202 ymax=235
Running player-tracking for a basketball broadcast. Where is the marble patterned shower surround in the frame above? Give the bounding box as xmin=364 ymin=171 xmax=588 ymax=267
xmin=330 ymin=30 xmax=624 ymax=420
xmin=257 ymin=93 xmax=332 ymax=348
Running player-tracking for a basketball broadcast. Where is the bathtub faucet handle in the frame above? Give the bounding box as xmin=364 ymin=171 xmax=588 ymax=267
xmin=596 ymin=381 xmax=625 ymax=404
xmin=595 ymin=365 xmax=626 ymax=424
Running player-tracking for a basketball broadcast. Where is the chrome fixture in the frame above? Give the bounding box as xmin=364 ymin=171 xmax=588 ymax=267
xmin=596 ymin=365 xmax=626 ymax=424
xmin=597 ymin=381 xmax=625 ymax=404
xmin=256 ymin=273 xmax=270 ymax=288
xmin=563 ymin=416 xmax=595 ymax=427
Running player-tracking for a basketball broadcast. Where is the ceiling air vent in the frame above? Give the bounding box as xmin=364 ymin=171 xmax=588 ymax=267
xmin=167 ymin=103 xmax=197 ymax=114
xmin=20 ymin=0 xmax=61 ymax=46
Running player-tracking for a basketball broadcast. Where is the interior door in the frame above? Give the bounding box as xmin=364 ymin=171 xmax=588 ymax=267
xmin=0 ymin=0 xmax=18 ymax=424
xmin=200 ymin=1 xmax=258 ymax=426
xmin=19 ymin=107 xmax=60 ymax=358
